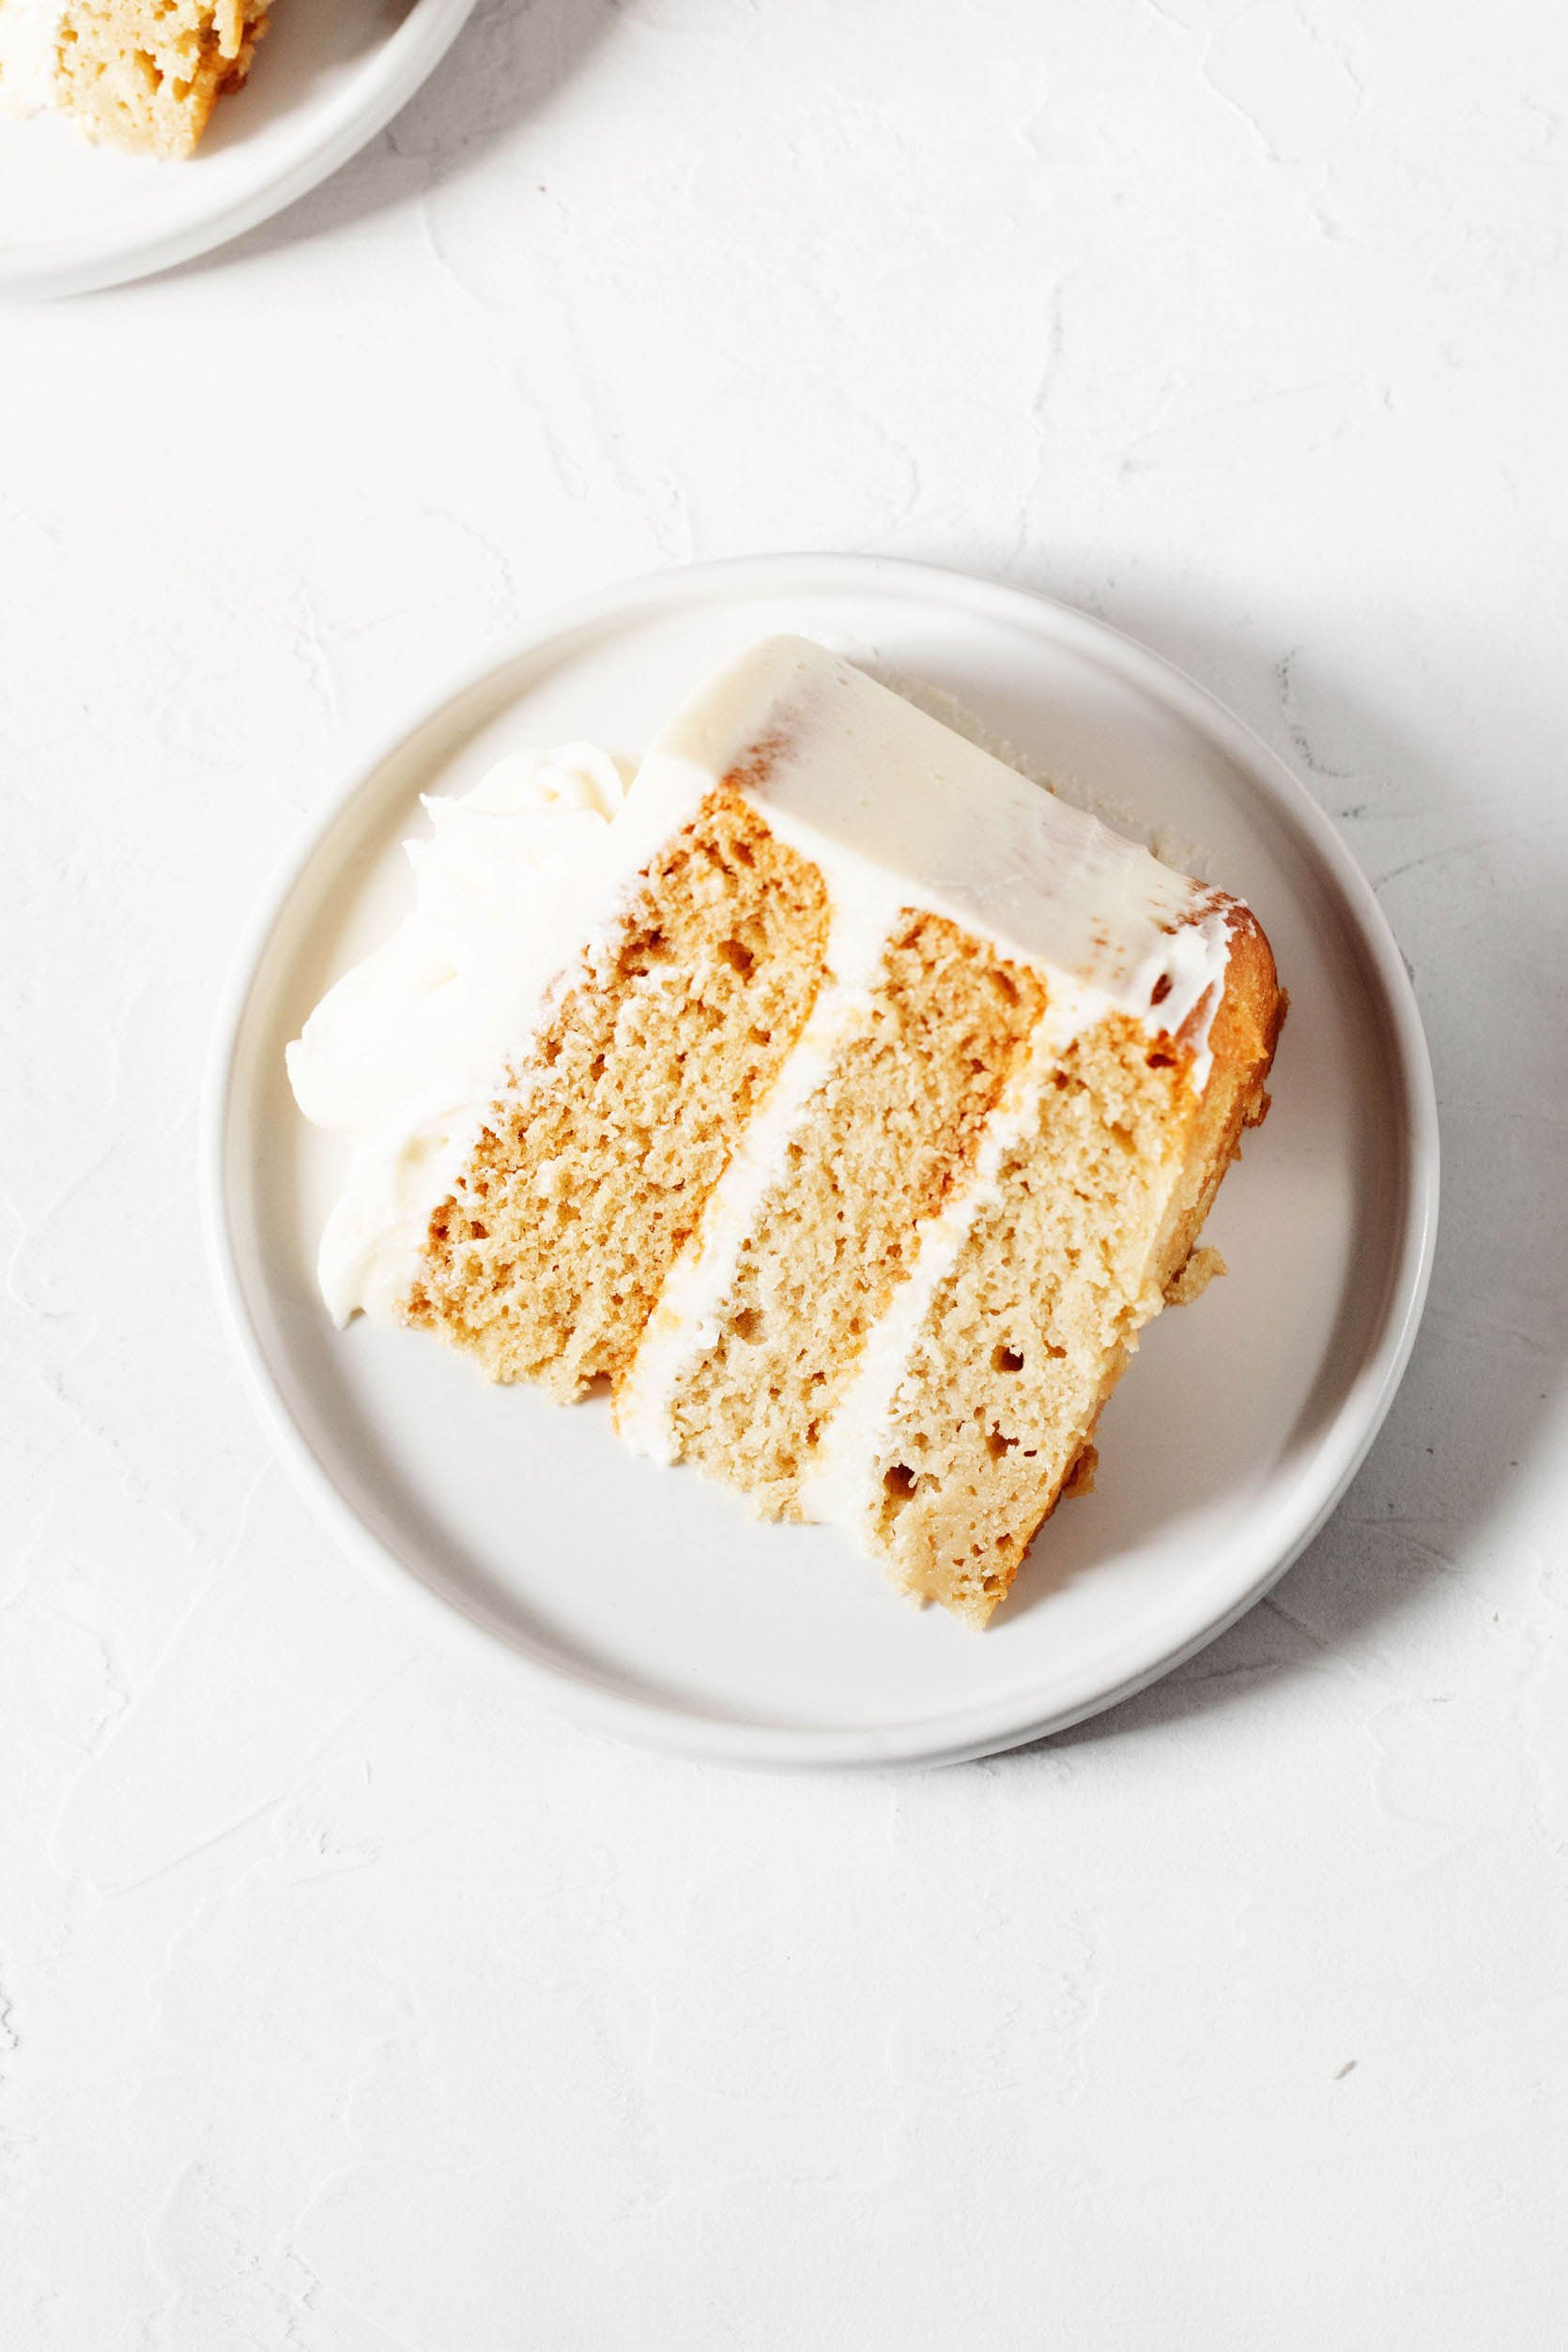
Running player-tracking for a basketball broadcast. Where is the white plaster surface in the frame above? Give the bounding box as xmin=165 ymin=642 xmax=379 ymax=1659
xmin=2 ymin=2 xmax=1565 ymax=2344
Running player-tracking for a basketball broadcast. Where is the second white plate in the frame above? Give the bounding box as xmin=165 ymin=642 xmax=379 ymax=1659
xmin=0 ymin=0 xmax=476 ymax=300
xmin=208 ymin=555 xmax=1437 ymax=1768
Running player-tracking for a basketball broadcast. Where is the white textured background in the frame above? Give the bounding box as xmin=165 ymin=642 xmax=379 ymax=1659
xmin=4 ymin=2 xmax=1566 ymax=2344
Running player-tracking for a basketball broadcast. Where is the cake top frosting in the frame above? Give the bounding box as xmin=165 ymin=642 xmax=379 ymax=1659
xmin=635 ymin=636 xmax=1231 ymax=1048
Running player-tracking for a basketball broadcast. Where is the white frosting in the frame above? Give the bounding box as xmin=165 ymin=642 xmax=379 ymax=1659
xmin=288 ymin=745 xmax=642 ymax=1323
xmin=0 ymin=1 xmax=65 ymax=115
xmin=644 ymin=638 xmax=1232 ymax=1056
xmin=290 ymin=641 xmax=1240 ymax=1518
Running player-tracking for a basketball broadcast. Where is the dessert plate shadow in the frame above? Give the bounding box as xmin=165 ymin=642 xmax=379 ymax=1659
xmin=206 ymin=555 xmax=1438 ymax=1769
xmin=0 ymin=0 xmax=475 ymax=300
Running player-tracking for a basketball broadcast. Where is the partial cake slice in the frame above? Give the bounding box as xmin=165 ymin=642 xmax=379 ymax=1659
xmin=289 ymin=638 xmax=1284 ymax=1625
xmin=0 ymin=1 xmax=269 ymax=157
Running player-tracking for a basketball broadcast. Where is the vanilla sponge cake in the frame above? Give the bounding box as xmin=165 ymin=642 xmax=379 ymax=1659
xmin=0 ymin=1 xmax=268 ymax=156
xmin=290 ymin=638 xmax=1284 ymax=1626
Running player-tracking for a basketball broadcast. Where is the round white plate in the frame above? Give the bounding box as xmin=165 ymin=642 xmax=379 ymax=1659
xmin=208 ymin=555 xmax=1438 ymax=1770
xmin=0 ymin=0 xmax=476 ymax=300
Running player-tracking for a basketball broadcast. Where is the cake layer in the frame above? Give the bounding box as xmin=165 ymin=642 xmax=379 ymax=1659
xmin=406 ymin=789 xmax=830 ymax=1400
xmin=619 ymin=911 xmax=1047 ymax=1513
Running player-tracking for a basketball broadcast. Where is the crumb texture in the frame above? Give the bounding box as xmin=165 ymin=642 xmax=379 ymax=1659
xmin=657 ymin=913 xmax=1045 ymax=1512
xmin=407 ymin=792 xmax=831 ymax=1400
xmin=55 ymin=0 xmax=268 ymax=157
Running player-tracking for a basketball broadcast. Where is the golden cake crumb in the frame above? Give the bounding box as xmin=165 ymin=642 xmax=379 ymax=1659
xmin=1164 ymin=1245 xmax=1228 ymax=1307
xmin=54 ymin=1 xmax=269 ymax=158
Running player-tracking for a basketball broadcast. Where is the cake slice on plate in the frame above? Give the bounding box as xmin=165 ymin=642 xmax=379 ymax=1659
xmin=289 ymin=638 xmax=1284 ymax=1625
xmin=0 ymin=1 xmax=269 ymax=156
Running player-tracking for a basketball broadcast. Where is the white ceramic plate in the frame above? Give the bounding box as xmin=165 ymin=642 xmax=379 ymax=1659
xmin=207 ymin=555 xmax=1438 ymax=1769
xmin=0 ymin=0 xmax=475 ymax=300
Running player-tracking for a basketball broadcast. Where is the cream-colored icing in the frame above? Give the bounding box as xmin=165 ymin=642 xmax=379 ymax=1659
xmin=0 ymin=0 xmax=65 ymax=115
xmin=288 ymin=745 xmax=643 ymax=1324
xmin=644 ymin=638 xmax=1232 ymax=1062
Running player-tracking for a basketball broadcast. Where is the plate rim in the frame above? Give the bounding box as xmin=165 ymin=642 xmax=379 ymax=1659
xmin=203 ymin=552 xmax=1440 ymax=1770
xmin=0 ymin=0 xmax=477 ymax=301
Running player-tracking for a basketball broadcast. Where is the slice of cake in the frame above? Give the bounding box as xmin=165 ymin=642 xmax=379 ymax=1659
xmin=0 ymin=1 xmax=269 ymax=157
xmin=289 ymin=638 xmax=1284 ymax=1625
